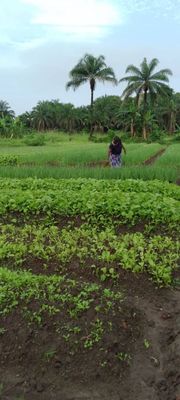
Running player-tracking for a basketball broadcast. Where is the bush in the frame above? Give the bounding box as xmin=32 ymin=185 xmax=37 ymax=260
xmin=0 ymin=155 xmax=19 ymax=166
xmin=173 ymin=133 xmax=180 ymax=142
xmin=90 ymin=130 xmax=123 ymax=143
xmin=24 ymin=134 xmax=45 ymax=146
xmin=148 ymin=130 xmax=165 ymax=143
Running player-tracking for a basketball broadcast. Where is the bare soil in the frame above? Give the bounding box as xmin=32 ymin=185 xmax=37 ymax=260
xmin=143 ymin=148 xmax=166 ymax=166
xmin=0 ymin=270 xmax=179 ymax=400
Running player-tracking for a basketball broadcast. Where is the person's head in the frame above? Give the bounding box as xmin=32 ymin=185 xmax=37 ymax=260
xmin=112 ymin=136 xmax=121 ymax=145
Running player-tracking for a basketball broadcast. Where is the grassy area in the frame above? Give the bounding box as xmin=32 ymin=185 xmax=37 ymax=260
xmin=124 ymin=143 xmax=163 ymax=166
xmin=0 ymin=141 xmax=162 ymax=165
xmin=0 ymin=164 xmax=177 ymax=181
xmin=154 ymin=144 xmax=180 ymax=168
xmin=0 ymin=134 xmax=179 ymax=181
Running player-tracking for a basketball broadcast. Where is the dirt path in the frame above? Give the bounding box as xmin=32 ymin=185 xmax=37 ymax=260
xmin=0 ymin=274 xmax=179 ymax=400
xmin=143 ymin=148 xmax=166 ymax=166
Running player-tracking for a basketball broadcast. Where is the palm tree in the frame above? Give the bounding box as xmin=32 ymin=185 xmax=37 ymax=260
xmin=156 ymin=92 xmax=180 ymax=134
xmin=119 ymin=58 xmax=172 ymax=139
xmin=120 ymin=58 xmax=172 ymax=107
xmin=115 ymin=98 xmax=140 ymax=137
xmin=66 ymin=54 xmax=117 ymax=135
xmin=32 ymin=101 xmax=54 ymax=131
xmin=0 ymin=100 xmax=15 ymax=118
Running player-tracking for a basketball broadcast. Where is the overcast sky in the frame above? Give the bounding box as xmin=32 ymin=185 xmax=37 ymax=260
xmin=1 ymin=0 xmax=180 ymax=115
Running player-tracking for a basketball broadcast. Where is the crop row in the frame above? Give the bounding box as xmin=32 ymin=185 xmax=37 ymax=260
xmin=0 ymin=223 xmax=179 ymax=285
xmin=0 ymin=178 xmax=179 ymax=200
xmin=0 ymin=189 xmax=179 ymax=228
xmin=0 ymin=267 xmax=124 ymax=350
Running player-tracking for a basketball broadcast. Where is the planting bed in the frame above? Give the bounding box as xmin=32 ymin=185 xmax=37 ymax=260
xmin=0 ymin=178 xmax=179 ymax=400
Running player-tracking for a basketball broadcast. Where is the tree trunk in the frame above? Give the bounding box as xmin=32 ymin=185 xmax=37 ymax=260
xmin=143 ymin=125 xmax=147 ymax=140
xmin=89 ymin=87 xmax=94 ymax=138
xmin=168 ymin=112 xmax=176 ymax=134
xmin=130 ymin=119 xmax=135 ymax=137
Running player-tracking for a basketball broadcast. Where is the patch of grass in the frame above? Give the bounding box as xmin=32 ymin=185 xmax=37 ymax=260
xmin=0 ymin=165 xmax=178 ymax=181
xmin=155 ymin=144 xmax=180 ymax=168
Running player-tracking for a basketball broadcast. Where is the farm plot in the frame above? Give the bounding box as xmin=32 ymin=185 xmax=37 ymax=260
xmin=154 ymin=143 xmax=180 ymax=168
xmin=0 ymin=178 xmax=179 ymax=400
xmin=0 ymin=142 xmax=179 ymax=182
xmin=0 ymin=142 xmax=163 ymax=167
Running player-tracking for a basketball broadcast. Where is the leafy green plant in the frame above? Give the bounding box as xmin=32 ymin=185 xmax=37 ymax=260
xmin=24 ymin=134 xmax=45 ymax=146
xmin=44 ymin=349 xmax=56 ymax=361
xmin=144 ymin=339 xmax=150 ymax=349
xmin=117 ymin=352 xmax=131 ymax=363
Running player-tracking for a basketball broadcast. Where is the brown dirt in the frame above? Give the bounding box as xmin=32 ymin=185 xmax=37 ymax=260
xmin=0 ymin=270 xmax=179 ymax=400
xmin=143 ymin=148 xmax=166 ymax=166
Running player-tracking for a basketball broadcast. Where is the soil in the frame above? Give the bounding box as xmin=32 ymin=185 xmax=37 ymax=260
xmin=0 ymin=209 xmax=179 ymax=400
xmin=143 ymin=148 xmax=166 ymax=165
xmin=0 ymin=270 xmax=179 ymax=400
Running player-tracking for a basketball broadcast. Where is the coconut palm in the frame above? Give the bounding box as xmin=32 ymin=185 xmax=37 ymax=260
xmin=66 ymin=54 xmax=117 ymax=134
xmin=120 ymin=58 xmax=172 ymax=139
xmin=120 ymin=58 xmax=172 ymax=108
xmin=0 ymin=100 xmax=15 ymax=118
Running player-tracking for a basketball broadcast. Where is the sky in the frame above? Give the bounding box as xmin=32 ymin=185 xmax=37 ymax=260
xmin=0 ymin=0 xmax=180 ymax=115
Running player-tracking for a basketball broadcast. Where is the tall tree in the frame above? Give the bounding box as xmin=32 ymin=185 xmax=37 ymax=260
xmin=66 ymin=54 xmax=117 ymax=135
xmin=119 ymin=58 xmax=172 ymax=139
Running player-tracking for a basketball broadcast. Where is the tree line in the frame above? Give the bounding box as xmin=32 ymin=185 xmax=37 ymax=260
xmin=0 ymin=54 xmax=180 ymax=140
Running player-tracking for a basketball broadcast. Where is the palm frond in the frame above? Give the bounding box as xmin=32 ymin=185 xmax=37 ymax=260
xmin=148 ymin=58 xmax=159 ymax=75
xmin=125 ymin=64 xmax=142 ymax=77
xmin=150 ymin=69 xmax=172 ymax=81
xmin=66 ymin=78 xmax=87 ymax=91
xmin=141 ymin=58 xmax=150 ymax=79
xmin=121 ymin=82 xmax=143 ymax=99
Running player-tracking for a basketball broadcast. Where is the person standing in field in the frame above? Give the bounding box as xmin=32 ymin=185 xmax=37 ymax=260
xmin=108 ymin=136 xmax=126 ymax=167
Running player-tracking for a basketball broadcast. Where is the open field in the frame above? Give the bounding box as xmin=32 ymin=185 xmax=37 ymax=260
xmin=0 ymin=136 xmax=179 ymax=182
xmin=0 ymin=177 xmax=179 ymax=399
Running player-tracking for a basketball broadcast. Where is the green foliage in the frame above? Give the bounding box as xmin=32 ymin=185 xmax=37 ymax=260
xmin=0 ymin=176 xmax=179 ymax=355
xmin=24 ymin=134 xmax=45 ymax=146
xmin=0 ymin=178 xmax=179 ymax=286
xmin=148 ymin=129 xmax=165 ymax=142
xmin=0 ymin=155 xmax=19 ymax=166
xmin=0 ymin=116 xmax=26 ymax=138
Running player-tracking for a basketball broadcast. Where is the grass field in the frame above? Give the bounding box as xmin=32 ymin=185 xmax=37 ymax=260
xmin=0 ymin=134 xmax=179 ymax=181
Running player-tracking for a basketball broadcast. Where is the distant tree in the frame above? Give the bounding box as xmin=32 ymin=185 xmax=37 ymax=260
xmin=156 ymin=92 xmax=180 ymax=134
xmin=0 ymin=100 xmax=15 ymax=119
xmin=93 ymin=96 xmax=122 ymax=131
xmin=31 ymin=101 xmax=54 ymax=131
xmin=119 ymin=58 xmax=172 ymax=139
xmin=57 ymin=103 xmax=77 ymax=132
xmin=66 ymin=54 xmax=117 ymax=135
xmin=19 ymin=111 xmax=33 ymax=128
xmin=115 ymin=98 xmax=140 ymax=137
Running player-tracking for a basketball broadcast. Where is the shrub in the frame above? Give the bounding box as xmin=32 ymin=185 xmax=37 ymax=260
xmin=24 ymin=134 xmax=45 ymax=146
xmin=0 ymin=155 xmax=19 ymax=166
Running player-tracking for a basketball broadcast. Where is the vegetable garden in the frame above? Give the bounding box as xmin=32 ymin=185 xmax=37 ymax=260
xmin=0 ymin=139 xmax=179 ymax=400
